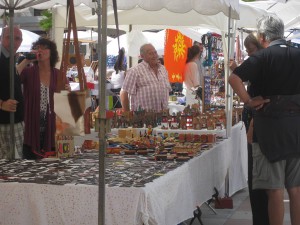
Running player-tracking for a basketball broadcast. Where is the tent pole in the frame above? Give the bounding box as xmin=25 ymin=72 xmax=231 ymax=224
xmin=98 ymin=0 xmax=107 ymax=224
xmin=129 ymin=24 xmax=132 ymax=68
xmin=9 ymin=2 xmax=15 ymax=160
xmin=241 ymin=30 xmax=244 ymax=51
xmin=225 ymin=5 xmax=237 ymax=197
xmin=225 ymin=6 xmax=234 ymax=139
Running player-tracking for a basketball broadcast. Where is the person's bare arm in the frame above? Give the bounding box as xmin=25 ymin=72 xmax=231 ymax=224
xmin=16 ymin=58 xmax=31 ymax=75
xmin=229 ymin=73 xmax=270 ymax=109
xmin=120 ymin=89 xmax=130 ymax=111
xmin=228 ymin=73 xmax=251 ymax=103
xmin=229 ymin=59 xmax=238 ymax=71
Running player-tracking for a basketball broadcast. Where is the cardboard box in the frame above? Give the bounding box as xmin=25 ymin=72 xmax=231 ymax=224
xmin=56 ymin=135 xmax=74 ymax=158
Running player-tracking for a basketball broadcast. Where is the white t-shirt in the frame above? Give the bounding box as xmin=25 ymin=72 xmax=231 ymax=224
xmin=183 ymin=61 xmax=200 ymax=106
xmin=195 ymin=57 xmax=205 ymax=87
xmin=110 ymin=70 xmax=125 ymax=89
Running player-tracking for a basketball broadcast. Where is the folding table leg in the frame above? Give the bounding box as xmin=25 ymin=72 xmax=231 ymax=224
xmin=204 ymin=201 xmax=217 ymax=215
xmin=189 ymin=206 xmax=204 ymax=225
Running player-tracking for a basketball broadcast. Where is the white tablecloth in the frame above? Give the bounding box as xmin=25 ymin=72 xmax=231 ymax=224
xmin=0 ymin=122 xmax=247 ymax=225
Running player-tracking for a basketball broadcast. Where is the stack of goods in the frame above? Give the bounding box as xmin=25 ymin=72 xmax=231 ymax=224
xmin=104 ymin=126 xmax=223 ymax=163
xmin=108 ymin=106 xmax=230 ymax=130
xmin=0 ymin=153 xmax=185 ymax=187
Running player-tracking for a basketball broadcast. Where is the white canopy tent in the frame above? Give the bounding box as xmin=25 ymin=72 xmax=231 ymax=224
xmin=107 ymin=30 xmax=164 ymax=57
xmin=51 ymin=2 xmax=267 ymax=35
xmin=66 ymin=30 xmax=113 ymax=43
xmin=106 ymin=28 xmax=210 ymax=57
xmin=26 ymin=0 xmax=240 ymax=19
xmin=234 ymin=1 xmax=300 ymax=50
xmin=1 ymin=0 xmax=251 ymax=61
xmin=241 ymin=0 xmax=300 ymax=30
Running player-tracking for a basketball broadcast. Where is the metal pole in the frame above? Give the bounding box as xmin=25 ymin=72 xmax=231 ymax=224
xmin=225 ymin=6 xmax=234 ymax=139
xmin=129 ymin=24 xmax=132 ymax=68
xmin=224 ymin=5 xmax=237 ymax=197
xmin=98 ymin=0 xmax=107 ymax=224
xmin=9 ymin=2 xmax=15 ymax=160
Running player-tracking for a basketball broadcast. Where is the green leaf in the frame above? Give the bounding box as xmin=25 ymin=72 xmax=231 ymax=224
xmin=39 ymin=10 xmax=52 ymax=32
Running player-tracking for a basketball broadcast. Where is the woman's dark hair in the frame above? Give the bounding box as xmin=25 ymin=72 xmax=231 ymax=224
xmin=186 ymin=45 xmax=200 ymax=63
xmin=31 ymin=37 xmax=59 ymax=68
xmin=114 ymin=48 xmax=126 ymax=73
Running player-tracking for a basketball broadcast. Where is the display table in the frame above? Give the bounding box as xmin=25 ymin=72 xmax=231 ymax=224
xmin=0 ymin=122 xmax=247 ymax=225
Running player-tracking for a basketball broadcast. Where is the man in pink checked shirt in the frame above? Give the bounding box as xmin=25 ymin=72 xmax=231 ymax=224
xmin=120 ymin=43 xmax=171 ymax=112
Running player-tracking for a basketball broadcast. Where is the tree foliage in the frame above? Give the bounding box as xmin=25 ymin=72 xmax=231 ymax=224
xmin=39 ymin=10 xmax=52 ymax=34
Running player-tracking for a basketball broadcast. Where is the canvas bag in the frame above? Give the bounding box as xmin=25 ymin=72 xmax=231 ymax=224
xmin=54 ymin=0 xmax=88 ymax=136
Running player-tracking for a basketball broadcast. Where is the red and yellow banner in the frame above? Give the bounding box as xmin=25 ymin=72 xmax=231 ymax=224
xmin=164 ymin=29 xmax=192 ymax=83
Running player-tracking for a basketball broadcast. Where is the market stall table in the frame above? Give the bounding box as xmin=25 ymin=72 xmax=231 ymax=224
xmin=0 ymin=122 xmax=247 ymax=225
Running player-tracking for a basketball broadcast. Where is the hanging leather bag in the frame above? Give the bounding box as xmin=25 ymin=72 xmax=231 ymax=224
xmin=54 ymin=0 xmax=89 ymax=136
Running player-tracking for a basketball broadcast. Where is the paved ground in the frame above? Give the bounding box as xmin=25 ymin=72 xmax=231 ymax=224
xmin=182 ymin=187 xmax=291 ymax=225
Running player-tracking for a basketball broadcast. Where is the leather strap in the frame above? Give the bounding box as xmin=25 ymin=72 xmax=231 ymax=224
xmin=112 ymin=0 xmax=120 ymax=51
xmin=58 ymin=0 xmax=86 ymax=92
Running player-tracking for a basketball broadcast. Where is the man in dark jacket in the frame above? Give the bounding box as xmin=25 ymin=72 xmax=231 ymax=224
xmin=229 ymin=15 xmax=300 ymax=225
xmin=0 ymin=26 xmax=24 ymax=159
